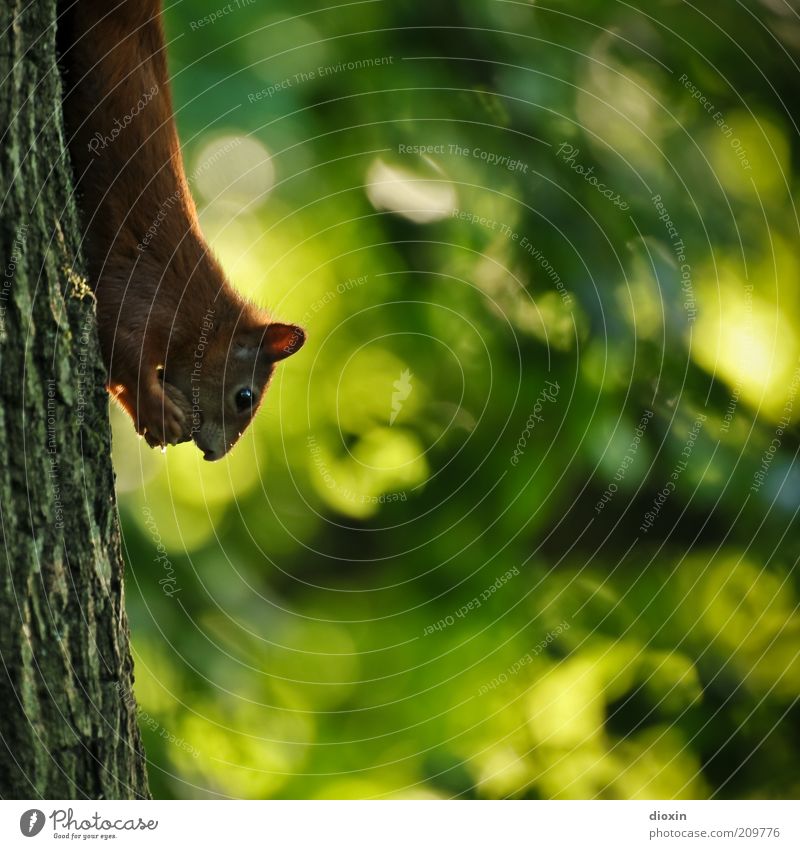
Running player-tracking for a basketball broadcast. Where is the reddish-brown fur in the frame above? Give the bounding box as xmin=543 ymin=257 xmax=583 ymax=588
xmin=60 ymin=0 xmax=304 ymax=459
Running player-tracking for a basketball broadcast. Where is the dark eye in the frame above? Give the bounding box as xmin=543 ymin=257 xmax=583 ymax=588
xmin=234 ymin=387 xmax=255 ymax=412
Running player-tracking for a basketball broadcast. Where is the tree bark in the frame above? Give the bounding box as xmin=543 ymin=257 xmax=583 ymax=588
xmin=0 ymin=0 xmax=149 ymax=798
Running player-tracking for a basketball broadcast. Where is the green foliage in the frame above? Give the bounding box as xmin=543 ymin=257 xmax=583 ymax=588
xmin=118 ymin=0 xmax=800 ymax=799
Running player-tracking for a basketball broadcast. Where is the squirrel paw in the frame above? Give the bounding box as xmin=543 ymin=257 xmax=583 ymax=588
xmin=136 ymin=383 xmax=189 ymax=448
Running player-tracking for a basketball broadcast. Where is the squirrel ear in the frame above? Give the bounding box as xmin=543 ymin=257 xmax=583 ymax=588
xmin=262 ymin=323 xmax=306 ymax=361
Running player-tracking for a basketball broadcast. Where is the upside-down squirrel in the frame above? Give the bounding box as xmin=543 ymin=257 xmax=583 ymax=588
xmin=60 ymin=0 xmax=305 ymax=460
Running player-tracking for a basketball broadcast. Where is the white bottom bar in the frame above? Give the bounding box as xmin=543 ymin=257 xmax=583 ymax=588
xmin=1 ymin=800 xmax=797 ymax=848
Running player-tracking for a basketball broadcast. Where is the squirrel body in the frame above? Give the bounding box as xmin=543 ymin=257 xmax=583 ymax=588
xmin=60 ymin=0 xmax=304 ymax=460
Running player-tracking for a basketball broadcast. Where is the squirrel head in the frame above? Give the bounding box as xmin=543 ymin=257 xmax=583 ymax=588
xmin=166 ymin=317 xmax=306 ymax=461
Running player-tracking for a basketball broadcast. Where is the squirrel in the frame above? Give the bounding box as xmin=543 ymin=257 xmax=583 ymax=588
xmin=59 ymin=0 xmax=305 ymax=460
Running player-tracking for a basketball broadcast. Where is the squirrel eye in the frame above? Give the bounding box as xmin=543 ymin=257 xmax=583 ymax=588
xmin=234 ymin=387 xmax=254 ymax=412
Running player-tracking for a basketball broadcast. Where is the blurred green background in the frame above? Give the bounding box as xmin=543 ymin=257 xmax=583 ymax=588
xmin=114 ymin=0 xmax=800 ymax=798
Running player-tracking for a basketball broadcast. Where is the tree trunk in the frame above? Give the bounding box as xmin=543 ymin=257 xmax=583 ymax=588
xmin=0 ymin=0 xmax=149 ymax=798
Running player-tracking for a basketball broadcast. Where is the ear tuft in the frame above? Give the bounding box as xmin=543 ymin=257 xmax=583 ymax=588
xmin=262 ymin=323 xmax=306 ymax=361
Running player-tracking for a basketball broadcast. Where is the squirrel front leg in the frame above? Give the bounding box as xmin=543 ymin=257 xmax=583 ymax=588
xmin=140 ymin=384 xmax=190 ymax=448
xmin=115 ymin=380 xmax=189 ymax=448
xmin=108 ymin=345 xmax=189 ymax=447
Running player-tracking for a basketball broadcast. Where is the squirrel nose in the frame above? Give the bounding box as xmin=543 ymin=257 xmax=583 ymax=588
xmin=202 ymin=449 xmax=219 ymax=461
